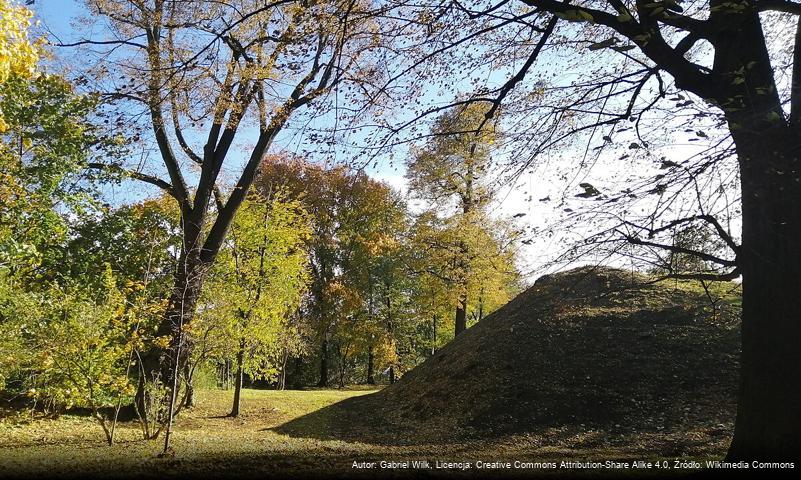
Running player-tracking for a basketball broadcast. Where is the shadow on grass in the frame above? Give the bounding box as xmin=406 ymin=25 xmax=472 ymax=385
xmin=267 ymin=390 xmax=423 ymax=445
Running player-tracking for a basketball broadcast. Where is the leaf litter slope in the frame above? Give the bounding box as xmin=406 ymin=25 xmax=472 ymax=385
xmin=276 ymin=266 xmax=740 ymax=446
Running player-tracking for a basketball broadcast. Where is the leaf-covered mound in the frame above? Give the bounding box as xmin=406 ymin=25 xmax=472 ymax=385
xmin=276 ymin=266 xmax=741 ymax=444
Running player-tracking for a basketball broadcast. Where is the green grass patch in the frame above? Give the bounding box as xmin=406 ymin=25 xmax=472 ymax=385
xmin=0 ymin=387 xmax=726 ymax=478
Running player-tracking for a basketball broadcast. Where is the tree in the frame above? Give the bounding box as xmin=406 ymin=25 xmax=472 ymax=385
xmin=406 ymin=253 xmax=453 ymax=356
xmin=0 ymin=265 xmax=140 ymax=445
xmin=69 ymin=0 xmax=391 ymax=410
xmin=62 ymin=196 xmax=182 ymax=296
xmin=198 ymin=192 xmax=309 ymax=417
xmin=408 ymin=210 xmax=520 ymax=340
xmin=256 ymin=157 xmax=411 ymax=387
xmin=0 ymin=5 xmax=136 ymax=444
xmin=338 ymin=181 xmax=411 ymax=384
xmin=406 ymin=103 xmax=512 ymax=336
xmin=52 ymin=196 xmax=183 ymax=433
xmin=1 ymin=0 xmax=119 ymax=285
xmin=0 ymin=0 xmax=39 ymax=131
xmin=474 ymin=0 xmax=800 ymax=461
xmin=405 ymin=102 xmax=498 ymax=215
xmin=1 ymin=72 xmax=108 ymax=280
xmin=383 ymin=0 xmax=799 ymax=460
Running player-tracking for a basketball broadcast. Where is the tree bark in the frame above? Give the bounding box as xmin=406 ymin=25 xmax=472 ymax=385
xmin=229 ymin=341 xmax=245 ymax=418
xmin=136 ymin=250 xmax=206 ymax=413
xmin=507 ymin=0 xmax=801 ymax=460
xmin=726 ymin=127 xmax=801 ymax=461
xmin=454 ymin=157 xmax=473 ymax=337
xmin=455 ymin=295 xmax=467 ymax=336
xmin=183 ymin=363 xmax=195 ymax=409
xmin=703 ymin=7 xmax=801 ymax=462
xmin=366 ymin=348 xmax=375 ymax=385
xmin=317 ymin=337 xmax=329 ymax=387
xmin=183 ymin=383 xmax=194 ymax=409
xmin=431 ymin=315 xmax=437 ymax=355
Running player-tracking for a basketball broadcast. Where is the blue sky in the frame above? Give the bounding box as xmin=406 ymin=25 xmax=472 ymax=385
xmin=33 ymin=0 xmax=82 ymax=42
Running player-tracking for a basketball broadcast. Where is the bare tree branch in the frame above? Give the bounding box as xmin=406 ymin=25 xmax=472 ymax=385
xmin=87 ymin=162 xmax=175 ymax=197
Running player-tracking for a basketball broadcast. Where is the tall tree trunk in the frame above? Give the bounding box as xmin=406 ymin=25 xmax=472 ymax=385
xmin=367 ymin=269 xmax=376 ymax=385
xmin=366 ymin=347 xmax=375 ymax=385
xmin=431 ymin=315 xmax=437 ymax=355
xmin=454 ymin=160 xmax=473 ymax=337
xmin=229 ymin=340 xmax=245 ymax=418
xmin=726 ymin=128 xmax=801 ymax=461
xmin=706 ymin=7 xmax=801 ymax=462
xmin=291 ymin=356 xmax=303 ymax=389
xmin=136 ymin=250 xmax=206 ymax=414
xmin=455 ymin=295 xmax=467 ymax=336
xmin=278 ymin=349 xmax=288 ymax=391
xmin=317 ymin=337 xmax=329 ymax=387
xmin=183 ymin=364 xmax=195 ymax=409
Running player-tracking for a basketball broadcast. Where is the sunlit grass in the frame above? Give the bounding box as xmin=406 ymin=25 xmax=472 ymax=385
xmin=0 ymin=387 xmax=726 ymax=478
xmin=0 ymin=388 xmax=379 ymax=477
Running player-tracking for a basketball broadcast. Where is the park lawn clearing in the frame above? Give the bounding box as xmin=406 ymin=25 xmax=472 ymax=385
xmin=1 ymin=388 xmax=380 ymax=478
xmin=2 ymin=387 xmax=723 ymax=479
xmin=0 ymin=268 xmax=739 ymax=478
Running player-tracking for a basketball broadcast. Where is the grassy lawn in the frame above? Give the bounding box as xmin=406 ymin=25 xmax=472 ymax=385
xmin=1 ymin=388 xmax=379 ymax=478
xmin=0 ymin=388 xmax=721 ymax=479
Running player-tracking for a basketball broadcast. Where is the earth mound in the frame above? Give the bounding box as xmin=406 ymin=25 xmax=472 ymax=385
xmin=276 ymin=266 xmax=741 ymax=445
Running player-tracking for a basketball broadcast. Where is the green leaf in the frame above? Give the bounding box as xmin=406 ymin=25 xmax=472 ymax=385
xmin=611 ymin=45 xmax=637 ymax=52
xmin=554 ymin=9 xmax=594 ymax=22
xmin=589 ymin=38 xmax=618 ymax=51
